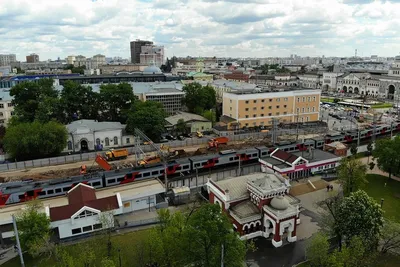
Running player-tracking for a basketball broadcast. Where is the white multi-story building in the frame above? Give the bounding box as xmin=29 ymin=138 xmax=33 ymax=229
xmin=322 ymin=72 xmax=344 ymax=92
xmin=0 ymin=54 xmax=16 ymax=67
xmin=0 ymin=91 xmax=15 ymax=125
xmin=66 ymin=55 xmax=76 ymax=65
xmin=74 ymin=55 xmax=87 ymax=67
xmin=140 ymin=45 xmax=164 ymax=67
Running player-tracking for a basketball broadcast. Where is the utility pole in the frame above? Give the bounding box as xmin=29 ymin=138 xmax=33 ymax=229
xmin=12 ymin=215 xmax=25 ymax=267
xmin=237 ymin=156 xmax=241 ymax=176
xmin=296 ymin=112 xmax=300 ymax=141
xmin=220 ymin=243 xmax=224 ymax=267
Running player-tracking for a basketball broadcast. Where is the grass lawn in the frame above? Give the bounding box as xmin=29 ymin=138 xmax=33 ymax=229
xmin=2 ymin=229 xmax=152 ymax=267
xmin=363 ymin=174 xmax=400 ymax=223
xmin=371 ymin=103 xmax=394 ymax=109
xmin=321 ymin=98 xmax=334 ymax=103
xmin=295 ymin=254 xmax=400 ymax=267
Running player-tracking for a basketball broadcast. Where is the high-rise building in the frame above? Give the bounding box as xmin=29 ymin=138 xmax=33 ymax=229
xmin=26 ymin=53 xmax=39 ymax=63
xmin=130 ymin=39 xmax=153 ymax=63
xmin=0 ymin=54 xmax=17 ymax=66
xmin=140 ymin=45 xmax=164 ymax=67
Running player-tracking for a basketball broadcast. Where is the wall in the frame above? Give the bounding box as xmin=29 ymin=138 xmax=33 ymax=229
xmin=64 ymin=129 xmax=123 ymax=152
xmin=190 ymin=121 xmax=212 ymax=133
xmin=53 ymin=214 xmax=107 ymax=239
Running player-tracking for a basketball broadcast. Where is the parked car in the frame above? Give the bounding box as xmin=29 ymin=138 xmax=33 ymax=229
xmin=159 ymin=137 xmax=168 ymax=143
xmin=177 ymin=135 xmax=186 ymax=141
xmin=165 ymin=134 xmax=176 ymax=140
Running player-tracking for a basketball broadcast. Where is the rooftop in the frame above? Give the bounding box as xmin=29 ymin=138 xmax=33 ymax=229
xmin=85 ymin=81 xmax=184 ymax=95
xmin=212 ymin=176 xmax=249 ymax=201
xmin=230 ymin=200 xmax=261 ymax=223
xmin=67 ymin=119 xmax=125 ymax=133
xmin=225 ymin=88 xmax=321 ymax=96
xmin=165 ymin=111 xmax=210 ymax=126
xmin=272 ymin=149 xmax=300 ymax=164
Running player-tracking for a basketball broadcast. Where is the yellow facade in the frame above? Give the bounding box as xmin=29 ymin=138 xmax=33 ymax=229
xmin=223 ymin=90 xmax=321 ymax=128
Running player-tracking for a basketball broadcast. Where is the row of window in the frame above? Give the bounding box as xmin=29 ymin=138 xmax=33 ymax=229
xmin=242 ymin=105 xmax=288 ymax=111
xmin=35 ymin=180 xmax=103 ymax=197
xmin=241 ymin=116 xmax=310 ymax=127
xmin=0 ymin=103 xmax=14 ymax=108
xmin=71 ymin=223 xmax=103 ymax=235
xmin=244 ymin=112 xmax=288 ymax=118
xmin=296 ymin=96 xmax=317 ymax=102
xmin=243 ymin=97 xmax=289 ymax=104
xmin=0 ymin=111 xmax=14 ymax=117
xmin=296 ymin=107 xmax=316 ymax=113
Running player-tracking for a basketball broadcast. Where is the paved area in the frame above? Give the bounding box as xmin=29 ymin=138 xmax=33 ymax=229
xmin=0 ymin=247 xmax=17 ymax=265
xmin=360 ymin=156 xmax=400 ymax=182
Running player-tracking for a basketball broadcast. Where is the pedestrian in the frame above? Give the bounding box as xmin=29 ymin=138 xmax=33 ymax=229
xmin=326 ymin=185 xmax=329 ymax=192
xmin=14 ymin=245 xmax=17 ymax=252
xmin=330 ymin=184 xmax=334 ymax=191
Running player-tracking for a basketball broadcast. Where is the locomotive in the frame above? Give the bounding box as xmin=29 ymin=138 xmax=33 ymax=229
xmin=0 ymin=121 xmax=399 ymax=206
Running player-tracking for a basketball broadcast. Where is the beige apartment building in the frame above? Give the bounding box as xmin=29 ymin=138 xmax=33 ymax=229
xmin=222 ymin=89 xmax=321 ymax=128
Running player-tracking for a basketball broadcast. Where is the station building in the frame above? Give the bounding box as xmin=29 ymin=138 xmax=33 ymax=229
xmin=259 ymin=148 xmax=341 ymax=180
xmin=206 ymin=171 xmax=300 ymax=248
xmin=0 ymin=179 xmax=166 ymax=240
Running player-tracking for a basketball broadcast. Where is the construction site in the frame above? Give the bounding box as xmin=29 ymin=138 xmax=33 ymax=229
xmin=0 ymin=131 xmax=325 ymax=183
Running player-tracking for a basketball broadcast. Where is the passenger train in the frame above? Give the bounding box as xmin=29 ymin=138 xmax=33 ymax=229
xmin=1 ymin=121 xmax=399 ymax=206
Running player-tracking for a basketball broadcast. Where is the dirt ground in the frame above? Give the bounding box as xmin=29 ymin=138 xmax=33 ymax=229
xmin=290 ymin=179 xmax=329 ymax=196
xmin=0 ymin=137 xmax=274 ymax=182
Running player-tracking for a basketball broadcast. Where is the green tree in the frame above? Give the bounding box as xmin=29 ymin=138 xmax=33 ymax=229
xmin=380 ymin=220 xmax=400 ymax=254
xmin=305 ymin=233 xmax=330 ymax=267
xmin=59 ymin=81 xmax=100 ymax=123
xmin=126 ymin=101 xmax=166 ymax=141
xmin=10 ymin=79 xmax=59 ymax=122
xmin=337 ymin=157 xmax=367 ymax=196
xmin=175 ymin=118 xmax=187 ymax=135
xmin=336 ymin=190 xmax=384 ymax=249
xmin=182 ymin=83 xmax=216 ymax=114
xmin=350 ymin=143 xmax=358 ymax=157
xmin=202 ymin=109 xmax=216 ymax=125
xmin=35 ymin=96 xmax=62 ymax=123
xmin=260 ymin=64 xmax=269 ymax=74
xmin=184 ymin=204 xmax=247 ymax=267
xmin=99 ymin=83 xmax=136 ymax=123
xmin=16 ymin=201 xmax=51 ymax=257
xmin=373 ymin=136 xmax=400 ymax=180
xmin=4 ymin=121 xmax=68 ymax=160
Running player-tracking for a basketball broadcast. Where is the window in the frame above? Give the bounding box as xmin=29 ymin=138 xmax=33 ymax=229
xmin=296 ymin=108 xmax=300 ymax=113
xmin=230 ymin=100 xmax=232 ymax=103
xmin=245 ymin=100 xmax=249 ymax=104
xmin=308 ymin=97 xmax=311 ymax=101
xmin=124 ymin=202 xmax=130 ymax=208
xmin=302 ymin=97 xmax=305 ymax=102
xmin=230 ymin=107 xmax=232 ymax=111
xmin=245 ymin=115 xmax=249 ymax=118
xmin=253 ymin=114 xmax=256 ymax=117
xmin=253 ymin=107 xmax=257 ymax=110
xmin=312 ymin=107 xmax=315 ymax=112
xmin=47 ymin=189 xmax=54 ymax=195
xmin=269 ymin=99 xmax=272 ymax=102
xmin=83 ymin=226 xmax=92 ymax=232
xmin=276 ymin=98 xmax=280 ymax=102
xmin=93 ymin=224 xmax=103 ymax=230
xmin=7 ymin=103 xmax=13 ymax=107
xmin=75 ymin=210 xmax=97 ymax=219
xmin=92 ymin=181 xmax=101 ymax=187
xmin=268 ymin=106 xmax=272 ymax=109
xmin=302 ymin=108 xmax=305 ymax=112
xmin=268 ymin=113 xmax=272 ymax=116
xmin=283 ymin=105 xmax=287 ymax=108
xmin=10 ymin=111 xmax=14 ymax=116
xmin=0 ymin=104 xmax=3 ymax=108
xmin=105 ymin=138 xmax=110 ymax=146
xmin=253 ymin=100 xmax=257 ymax=103
xmin=276 ymin=112 xmax=280 ymax=115
xmin=297 ymin=97 xmax=300 ymax=102
xmin=261 ymin=106 xmax=264 ymax=110
xmin=55 ymin=188 xmax=62 ymax=193
xmin=245 ymin=123 xmax=249 ymax=126
xmin=284 ymin=97 xmax=288 ymax=101
xmin=126 ymin=137 xmax=130 ymax=144
xmin=313 ymin=96 xmax=316 ymax=101
xmin=261 ymin=114 xmax=264 ymax=117
xmin=261 ymin=99 xmax=265 ymax=103
xmin=245 ymin=108 xmax=249 ymax=111
xmin=283 ymin=112 xmax=287 ymax=115
xmin=67 ymin=141 xmax=72 ymax=150
xmin=276 ymin=105 xmax=280 ymax=108
xmin=307 ymin=107 xmax=310 ymax=112
xmin=96 ymin=138 xmax=100 ymax=146
xmin=72 ymin=228 xmax=82 ymax=235
xmin=0 ymin=112 xmax=3 ymax=117
xmin=108 ymin=178 xmax=116 ymax=184
xmin=113 ymin=136 xmax=118 ymax=145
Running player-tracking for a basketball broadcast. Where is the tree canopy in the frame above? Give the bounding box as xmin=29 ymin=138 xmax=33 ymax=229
xmin=373 ymin=136 xmax=400 ymax=179
xmin=150 ymin=204 xmax=248 ymax=267
xmin=4 ymin=120 xmax=68 ymax=160
xmin=59 ymin=81 xmax=100 ymax=123
xmin=16 ymin=201 xmax=51 ymax=257
xmin=337 ymin=157 xmax=367 ymax=196
xmin=126 ymin=101 xmax=166 ymax=141
xmin=335 ymin=190 xmax=384 ymax=248
xmin=182 ymin=82 xmax=216 ymax=114
xmin=99 ymin=83 xmax=136 ymax=123
xmin=10 ymin=79 xmax=59 ymax=123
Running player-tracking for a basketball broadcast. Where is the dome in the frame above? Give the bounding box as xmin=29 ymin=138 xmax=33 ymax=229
xmin=395 ymin=55 xmax=400 ymax=62
xmin=270 ymin=196 xmax=289 ymax=210
xmin=143 ymin=65 xmax=162 ymax=74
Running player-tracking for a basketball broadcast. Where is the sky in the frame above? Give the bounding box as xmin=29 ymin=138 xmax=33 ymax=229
xmin=1 ymin=0 xmax=400 ymax=60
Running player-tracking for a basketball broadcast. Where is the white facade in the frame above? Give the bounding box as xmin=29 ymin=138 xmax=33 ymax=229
xmin=65 ymin=120 xmax=134 ymax=152
xmin=140 ymin=45 xmax=164 ymax=67
xmin=297 ymin=74 xmax=321 ymax=89
xmin=322 ymin=72 xmax=343 ymax=91
xmin=0 ymin=91 xmax=15 ymax=125
xmin=0 ymin=54 xmax=16 ymax=67
xmin=66 ymin=55 xmax=76 ymax=65
xmin=74 ymin=55 xmax=87 ymax=67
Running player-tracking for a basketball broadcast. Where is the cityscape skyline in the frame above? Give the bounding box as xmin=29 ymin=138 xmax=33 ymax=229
xmin=2 ymin=0 xmax=400 ymax=60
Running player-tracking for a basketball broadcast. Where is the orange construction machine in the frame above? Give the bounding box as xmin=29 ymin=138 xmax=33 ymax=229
xmin=105 ymin=148 xmax=128 ymax=161
xmin=208 ymin=137 xmax=229 ymax=149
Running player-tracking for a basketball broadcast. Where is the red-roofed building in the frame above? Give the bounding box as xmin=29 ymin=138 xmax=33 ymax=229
xmin=49 ymin=183 xmax=122 ymax=239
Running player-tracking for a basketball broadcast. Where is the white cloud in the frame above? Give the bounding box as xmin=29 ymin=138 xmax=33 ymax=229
xmin=0 ymin=0 xmax=400 ymax=60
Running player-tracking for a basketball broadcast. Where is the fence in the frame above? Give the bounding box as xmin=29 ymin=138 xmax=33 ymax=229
xmin=0 ymin=127 xmax=327 ymax=173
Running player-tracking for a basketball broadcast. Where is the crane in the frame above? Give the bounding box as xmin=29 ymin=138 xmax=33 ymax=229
xmin=134 ymin=128 xmax=170 ymax=192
